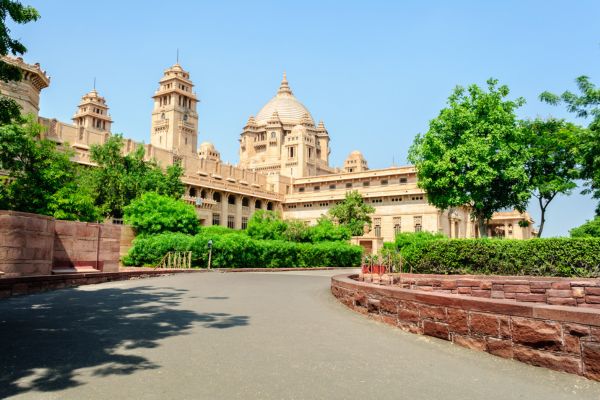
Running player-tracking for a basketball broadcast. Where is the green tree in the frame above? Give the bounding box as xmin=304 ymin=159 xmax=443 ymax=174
xmin=0 ymin=0 xmax=40 ymax=124
xmin=246 ymin=210 xmax=287 ymax=240
xmin=541 ymin=76 xmax=600 ymax=215
xmin=89 ymin=135 xmax=185 ymax=218
xmin=124 ymin=192 xmax=200 ymax=236
xmin=308 ymin=216 xmax=351 ymax=242
xmin=328 ymin=191 xmax=375 ymax=236
xmin=0 ymin=117 xmax=78 ymax=215
xmin=521 ymin=118 xmax=580 ymax=237
xmin=408 ymin=78 xmax=530 ymax=237
xmin=570 ymin=217 xmax=600 ymax=238
xmin=283 ymin=219 xmax=311 ymax=242
xmin=47 ymin=167 xmax=101 ymax=222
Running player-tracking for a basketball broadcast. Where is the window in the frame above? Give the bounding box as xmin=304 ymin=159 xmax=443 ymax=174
xmin=374 ymin=217 xmax=381 ymax=237
xmin=242 ymin=217 xmax=248 ymax=230
xmin=298 ymin=187 xmax=305 ymax=193
xmin=371 ymin=198 xmax=383 ymax=204
xmin=212 ymin=213 xmax=220 ymax=226
xmin=314 ymin=186 xmax=320 ymax=191
xmin=414 ymin=216 xmax=422 ymax=232
xmin=381 ymin=180 xmax=388 ymax=185
xmin=213 ymin=192 xmax=222 ymax=203
xmin=400 ymin=177 xmax=408 ymax=184
xmin=267 ymin=202 xmax=273 ymax=211
xmin=393 ymin=217 xmax=402 ymax=235
xmin=363 ymin=181 xmax=370 ymax=187
xmin=227 ymin=215 xmax=235 ymax=229
xmin=329 ymin=184 xmax=336 ymax=190
xmin=271 ymin=131 xmax=276 ymax=139
xmin=228 ymin=195 xmax=236 ymax=205
xmin=345 ymin=183 xmax=352 ymax=188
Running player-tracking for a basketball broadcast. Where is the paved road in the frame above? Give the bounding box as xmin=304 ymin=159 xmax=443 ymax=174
xmin=1 ymin=270 xmax=600 ymax=399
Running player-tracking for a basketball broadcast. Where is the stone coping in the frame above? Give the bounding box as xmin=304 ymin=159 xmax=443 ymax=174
xmin=335 ymin=274 xmax=600 ymax=326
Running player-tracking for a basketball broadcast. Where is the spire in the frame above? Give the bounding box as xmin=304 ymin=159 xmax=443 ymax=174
xmin=277 ymin=71 xmax=293 ymax=96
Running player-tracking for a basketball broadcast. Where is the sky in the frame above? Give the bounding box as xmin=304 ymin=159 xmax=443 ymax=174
xmin=9 ymin=0 xmax=600 ymax=236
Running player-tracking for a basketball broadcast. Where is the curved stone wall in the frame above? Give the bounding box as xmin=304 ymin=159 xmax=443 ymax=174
xmin=331 ymin=274 xmax=600 ymax=381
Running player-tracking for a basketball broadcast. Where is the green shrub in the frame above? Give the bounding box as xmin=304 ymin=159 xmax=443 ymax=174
xmin=403 ymin=238 xmax=600 ymax=277
xmin=246 ymin=210 xmax=287 ymax=240
xmin=123 ymin=232 xmax=363 ymax=268
xmin=308 ymin=217 xmax=351 ymax=243
xmin=199 ymin=225 xmax=237 ymax=236
xmin=570 ymin=217 xmax=600 ymax=238
xmin=124 ymin=192 xmax=199 ymax=235
xmin=392 ymin=231 xmax=446 ymax=260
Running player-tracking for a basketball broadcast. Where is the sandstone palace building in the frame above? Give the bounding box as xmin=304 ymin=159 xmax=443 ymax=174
xmin=0 ymin=57 xmax=535 ymax=251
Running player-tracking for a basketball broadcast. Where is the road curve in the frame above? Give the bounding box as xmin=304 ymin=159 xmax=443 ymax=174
xmin=1 ymin=270 xmax=599 ymax=399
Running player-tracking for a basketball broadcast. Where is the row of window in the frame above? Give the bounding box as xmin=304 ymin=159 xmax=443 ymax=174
xmin=296 ymin=177 xmax=409 ymax=193
xmin=211 ymin=214 xmax=249 ymax=230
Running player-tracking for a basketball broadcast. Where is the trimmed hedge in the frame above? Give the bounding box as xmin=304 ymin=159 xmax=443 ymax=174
xmin=403 ymin=238 xmax=600 ymax=277
xmin=123 ymin=231 xmax=363 ymax=268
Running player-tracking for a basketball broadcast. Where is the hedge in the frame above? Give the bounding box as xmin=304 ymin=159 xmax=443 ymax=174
xmin=403 ymin=238 xmax=600 ymax=277
xmin=122 ymin=232 xmax=363 ymax=268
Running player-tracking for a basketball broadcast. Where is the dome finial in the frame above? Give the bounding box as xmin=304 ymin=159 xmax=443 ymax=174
xmin=278 ymin=71 xmax=293 ymax=96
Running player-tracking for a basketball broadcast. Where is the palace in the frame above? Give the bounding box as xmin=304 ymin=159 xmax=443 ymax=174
xmin=0 ymin=56 xmax=535 ymax=252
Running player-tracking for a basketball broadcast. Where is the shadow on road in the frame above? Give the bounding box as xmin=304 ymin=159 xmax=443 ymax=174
xmin=0 ymin=284 xmax=248 ymax=398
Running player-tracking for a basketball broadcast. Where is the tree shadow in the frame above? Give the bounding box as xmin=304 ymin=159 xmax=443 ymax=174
xmin=0 ymin=284 xmax=249 ymax=398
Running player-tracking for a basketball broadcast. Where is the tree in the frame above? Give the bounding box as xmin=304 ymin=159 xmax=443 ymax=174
xmin=308 ymin=216 xmax=351 ymax=242
xmin=0 ymin=1 xmax=40 ymax=124
xmin=88 ymin=135 xmax=185 ymax=218
xmin=328 ymin=191 xmax=375 ymax=236
xmin=570 ymin=217 xmax=600 ymax=238
xmin=0 ymin=117 xmax=81 ymax=215
xmin=246 ymin=210 xmax=287 ymax=240
xmin=124 ymin=192 xmax=200 ymax=236
xmin=541 ymin=76 xmax=600 ymax=215
xmin=521 ymin=118 xmax=580 ymax=237
xmin=408 ymin=78 xmax=530 ymax=237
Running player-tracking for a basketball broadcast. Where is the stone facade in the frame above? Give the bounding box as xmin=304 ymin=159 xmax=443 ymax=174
xmin=332 ymin=273 xmax=600 ymax=381
xmin=1 ymin=56 xmax=535 ymax=241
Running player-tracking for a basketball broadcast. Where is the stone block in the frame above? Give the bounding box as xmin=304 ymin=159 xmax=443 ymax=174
xmin=586 ymin=295 xmax=600 ymax=304
xmin=551 ymin=281 xmax=572 ymax=290
xmin=511 ymin=317 xmax=562 ymax=350
xmin=367 ymin=298 xmax=380 ymax=313
xmin=440 ymin=280 xmax=457 ymax=290
xmin=547 ymin=297 xmax=577 ymax=306
xmin=583 ymin=342 xmax=600 ymax=380
xmin=453 ymin=334 xmax=486 ymax=351
xmin=447 ymin=308 xmax=469 ymax=335
xmin=504 ymin=285 xmax=530 ymax=293
xmin=546 ymin=289 xmax=573 ymax=298
xmin=585 ymin=287 xmax=600 ymax=296
xmin=457 ymin=287 xmax=472 ymax=295
xmin=491 ymin=291 xmax=505 ymax=299
xmin=471 ymin=289 xmax=491 ymax=298
xmin=499 ymin=317 xmax=511 ymax=338
xmin=513 ymin=346 xmax=581 ymax=375
xmin=515 ymin=293 xmax=546 ymax=303
xmin=572 ymin=287 xmax=585 ymax=298
xmin=418 ymin=304 xmax=446 ymax=321
xmin=469 ymin=312 xmax=499 ymax=337
xmin=479 ymin=281 xmax=493 ymax=290
xmin=379 ymin=298 xmax=398 ymax=314
xmin=423 ymin=320 xmax=449 ymax=340
xmin=530 ymin=281 xmax=552 ymax=290
xmin=486 ymin=338 xmax=513 ymax=358
xmin=398 ymin=308 xmax=420 ymax=324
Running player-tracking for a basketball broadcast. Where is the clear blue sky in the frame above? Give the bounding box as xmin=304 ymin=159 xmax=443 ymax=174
xmin=10 ymin=0 xmax=600 ymax=236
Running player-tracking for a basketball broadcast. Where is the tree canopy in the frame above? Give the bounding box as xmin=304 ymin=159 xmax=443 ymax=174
xmin=521 ymin=118 xmax=580 ymax=237
xmin=570 ymin=217 xmax=600 ymax=238
xmin=328 ymin=190 xmax=375 ymax=236
xmin=408 ymin=78 xmax=530 ymax=237
xmin=541 ymin=76 xmax=600 ymax=215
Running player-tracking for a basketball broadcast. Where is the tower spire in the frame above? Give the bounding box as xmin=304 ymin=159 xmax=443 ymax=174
xmin=176 ymin=48 xmax=179 ymax=64
xmin=277 ymin=71 xmax=293 ymax=96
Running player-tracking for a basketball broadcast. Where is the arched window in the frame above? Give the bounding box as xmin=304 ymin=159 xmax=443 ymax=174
xmin=213 ymin=192 xmax=222 ymax=203
xmin=200 ymin=189 xmax=207 ymax=198
xmin=189 ymin=187 xmax=197 ymax=197
xmin=228 ymin=195 xmax=236 ymax=205
xmin=242 ymin=197 xmax=249 ymax=207
xmin=255 ymin=200 xmax=262 ymax=209
xmin=267 ymin=202 xmax=273 ymax=211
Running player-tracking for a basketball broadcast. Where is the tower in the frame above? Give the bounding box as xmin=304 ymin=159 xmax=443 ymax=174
xmin=72 ymin=88 xmax=112 ymax=132
xmin=150 ymin=63 xmax=199 ymax=154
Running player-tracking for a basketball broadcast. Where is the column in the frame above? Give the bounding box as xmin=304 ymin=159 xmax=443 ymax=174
xmin=235 ymin=195 xmax=242 ymax=229
xmin=220 ymin=192 xmax=228 ymax=227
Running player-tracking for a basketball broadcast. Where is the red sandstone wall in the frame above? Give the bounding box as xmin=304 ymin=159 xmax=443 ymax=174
xmin=332 ymin=274 xmax=600 ymax=381
xmin=54 ymin=221 xmax=121 ymax=273
xmin=0 ymin=210 xmax=122 ymax=277
xmin=0 ymin=211 xmax=55 ymax=277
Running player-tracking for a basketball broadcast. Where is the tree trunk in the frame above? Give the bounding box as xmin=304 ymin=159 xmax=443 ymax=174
xmin=477 ymin=215 xmax=488 ymax=238
xmin=538 ymin=197 xmax=547 ymax=238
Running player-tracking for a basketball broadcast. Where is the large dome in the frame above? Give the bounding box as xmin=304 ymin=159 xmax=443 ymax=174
xmin=255 ymin=73 xmax=314 ymax=126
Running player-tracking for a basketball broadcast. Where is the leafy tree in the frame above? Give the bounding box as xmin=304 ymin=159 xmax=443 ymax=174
xmin=408 ymin=78 xmax=530 ymax=237
xmin=308 ymin=216 xmax=351 ymax=242
xmin=0 ymin=117 xmax=80 ymax=215
xmin=283 ymin=219 xmax=311 ymax=242
xmin=541 ymin=77 xmax=600 ymax=214
xmin=89 ymin=135 xmax=185 ymax=218
xmin=47 ymin=167 xmax=101 ymax=222
xmin=328 ymin=191 xmax=375 ymax=236
xmin=521 ymin=118 xmax=580 ymax=237
xmin=246 ymin=210 xmax=287 ymax=240
xmin=124 ymin=192 xmax=199 ymax=236
xmin=0 ymin=1 xmax=40 ymax=124
xmin=570 ymin=217 xmax=600 ymax=238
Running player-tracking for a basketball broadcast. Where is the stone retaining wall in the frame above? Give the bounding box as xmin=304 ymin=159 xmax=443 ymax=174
xmin=332 ymin=273 xmax=600 ymax=381
xmin=371 ymin=273 xmax=600 ymax=308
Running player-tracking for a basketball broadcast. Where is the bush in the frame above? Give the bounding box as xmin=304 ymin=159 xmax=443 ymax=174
xmin=392 ymin=231 xmax=446 ymax=261
xmin=570 ymin=217 xmax=600 ymax=238
xmin=402 ymin=238 xmax=600 ymax=277
xmin=308 ymin=217 xmax=351 ymax=243
xmin=124 ymin=192 xmax=200 ymax=236
xmin=246 ymin=210 xmax=287 ymax=240
xmin=123 ymin=232 xmax=363 ymax=268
